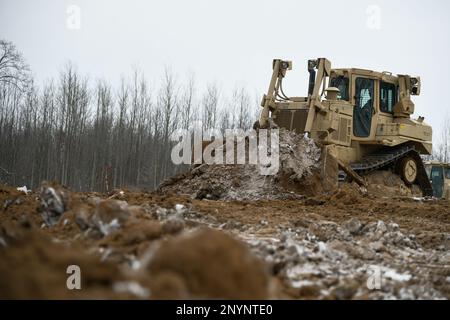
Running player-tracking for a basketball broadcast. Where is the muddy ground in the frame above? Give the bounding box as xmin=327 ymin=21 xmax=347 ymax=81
xmin=0 ymin=130 xmax=449 ymax=299
xmin=0 ymin=179 xmax=448 ymax=299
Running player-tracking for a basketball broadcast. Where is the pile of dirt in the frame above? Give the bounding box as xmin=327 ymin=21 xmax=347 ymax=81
xmin=327 ymin=183 xmax=368 ymax=207
xmin=146 ymin=228 xmax=271 ymax=299
xmin=365 ymin=170 xmax=423 ymax=197
xmin=0 ymin=231 xmax=129 ymax=299
xmin=158 ymin=128 xmax=324 ymax=200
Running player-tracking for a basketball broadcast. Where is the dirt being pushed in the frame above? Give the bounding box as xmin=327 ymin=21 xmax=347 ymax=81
xmin=159 ymin=129 xmax=324 ymax=200
xmin=365 ymin=170 xmax=423 ymax=197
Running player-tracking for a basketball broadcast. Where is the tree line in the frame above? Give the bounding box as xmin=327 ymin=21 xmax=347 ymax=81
xmin=0 ymin=40 xmax=258 ymax=191
xmin=1 ymin=39 xmax=449 ymax=191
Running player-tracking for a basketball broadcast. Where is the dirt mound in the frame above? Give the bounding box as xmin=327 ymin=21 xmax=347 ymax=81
xmin=327 ymin=183 xmax=368 ymax=206
xmin=158 ymin=129 xmax=324 ymax=200
xmin=0 ymin=231 xmax=129 ymax=299
xmin=147 ymin=228 xmax=270 ymax=299
xmin=365 ymin=170 xmax=423 ymax=197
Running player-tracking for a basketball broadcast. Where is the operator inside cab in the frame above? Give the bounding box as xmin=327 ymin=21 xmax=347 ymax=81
xmin=329 ymin=76 xmax=349 ymax=101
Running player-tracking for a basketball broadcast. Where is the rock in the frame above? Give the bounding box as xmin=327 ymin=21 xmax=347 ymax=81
xmin=155 ymin=207 xmax=168 ymax=220
xmin=162 ymin=217 xmax=185 ymax=235
xmin=369 ymin=241 xmax=385 ymax=252
xmin=388 ymin=222 xmax=400 ymax=231
xmin=293 ymin=218 xmax=311 ymax=229
xmin=39 ymin=183 xmax=69 ymax=226
xmin=361 ymin=221 xmax=378 ymax=234
xmin=195 ymin=186 xmax=223 ymax=200
xmin=344 ymin=218 xmax=362 ymax=235
xmin=330 ymin=283 xmax=357 ymax=300
xmin=74 ymin=199 xmax=134 ymax=236
xmin=93 ymin=200 xmax=130 ymax=224
xmin=376 ymin=220 xmax=387 ymax=234
xmin=223 ymin=220 xmax=243 ymax=230
xmin=280 ymin=231 xmax=291 ymax=242
xmin=260 ymin=220 xmax=269 ymax=227
xmin=174 ymin=204 xmax=185 ymax=214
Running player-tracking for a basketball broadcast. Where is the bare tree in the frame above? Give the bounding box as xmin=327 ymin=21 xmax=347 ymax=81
xmin=157 ymin=67 xmax=178 ymax=181
xmin=202 ymin=83 xmax=219 ymax=131
xmin=0 ymin=40 xmax=31 ymax=91
xmin=180 ymin=72 xmax=196 ymax=130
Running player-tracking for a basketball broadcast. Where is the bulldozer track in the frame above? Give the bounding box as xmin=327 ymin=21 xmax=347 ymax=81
xmin=349 ymin=145 xmax=433 ymax=197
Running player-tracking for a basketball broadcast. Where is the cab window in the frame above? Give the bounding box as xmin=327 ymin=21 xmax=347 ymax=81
xmin=329 ymin=76 xmax=349 ymax=101
xmin=380 ymin=81 xmax=397 ymax=113
xmin=446 ymin=168 xmax=450 ymax=179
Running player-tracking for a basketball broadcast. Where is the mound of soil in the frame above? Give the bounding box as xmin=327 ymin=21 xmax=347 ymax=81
xmin=147 ymin=228 xmax=270 ymax=299
xmin=0 ymin=231 xmax=128 ymax=299
xmin=365 ymin=170 xmax=423 ymax=197
xmin=158 ymin=129 xmax=324 ymax=200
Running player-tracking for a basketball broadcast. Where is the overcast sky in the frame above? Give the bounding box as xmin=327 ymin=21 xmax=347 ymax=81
xmin=1 ymin=0 xmax=449 ymax=140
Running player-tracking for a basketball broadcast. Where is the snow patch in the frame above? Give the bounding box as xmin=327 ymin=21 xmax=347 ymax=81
xmin=17 ymin=186 xmax=30 ymax=194
xmin=384 ymin=268 xmax=412 ymax=282
xmin=113 ymin=281 xmax=150 ymax=299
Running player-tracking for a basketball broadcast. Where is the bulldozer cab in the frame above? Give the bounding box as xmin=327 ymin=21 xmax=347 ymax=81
xmin=424 ymin=161 xmax=450 ymax=199
xmin=328 ymin=68 xmax=412 ymax=141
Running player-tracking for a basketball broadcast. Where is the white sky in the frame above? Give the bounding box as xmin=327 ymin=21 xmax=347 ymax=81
xmin=1 ymin=0 xmax=449 ymax=140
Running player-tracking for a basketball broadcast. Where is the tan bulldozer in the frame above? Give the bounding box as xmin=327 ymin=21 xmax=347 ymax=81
xmin=255 ymin=58 xmax=433 ymax=196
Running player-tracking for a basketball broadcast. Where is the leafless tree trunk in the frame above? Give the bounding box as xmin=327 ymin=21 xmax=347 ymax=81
xmin=202 ymin=83 xmax=219 ymax=131
xmin=0 ymin=39 xmax=31 ymax=91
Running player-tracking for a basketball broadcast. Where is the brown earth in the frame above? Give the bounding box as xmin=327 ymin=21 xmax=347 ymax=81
xmin=0 ymin=180 xmax=448 ymax=299
xmin=0 ymin=130 xmax=448 ymax=299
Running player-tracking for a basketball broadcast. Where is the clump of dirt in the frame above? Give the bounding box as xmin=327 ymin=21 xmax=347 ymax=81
xmin=146 ymin=228 xmax=271 ymax=299
xmin=158 ymin=128 xmax=324 ymax=200
xmin=327 ymin=183 xmax=367 ymax=206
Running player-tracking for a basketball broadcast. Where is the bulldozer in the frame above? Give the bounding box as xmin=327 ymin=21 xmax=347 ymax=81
xmin=424 ymin=161 xmax=450 ymax=199
xmin=255 ymin=58 xmax=433 ymax=196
